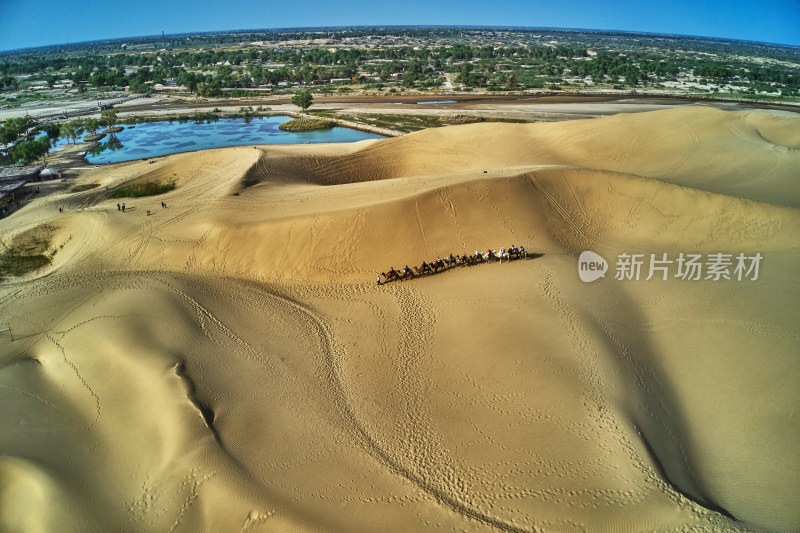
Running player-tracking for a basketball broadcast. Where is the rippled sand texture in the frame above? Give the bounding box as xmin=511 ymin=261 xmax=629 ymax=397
xmin=1 ymin=107 xmax=798 ymax=532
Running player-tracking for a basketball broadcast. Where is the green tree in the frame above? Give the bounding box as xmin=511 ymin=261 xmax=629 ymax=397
xmin=177 ymin=70 xmax=200 ymax=93
xmin=100 ymin=109 xmax=118 ymax=129
xmin=197 ymin=79 xmax=222 ymax=97
xmin=12 ymin=137 xmax=50 ymax=164
xmin=129 ymin=80 xmax=152 ymax=94
xmin=0 ymin=116 xmax=33 ymax=144
xmin=455 ymin=63 xmax=474 ymax=85
xmin=44 ymin=123 xmax=61 ymax=146
xmin=84 ymin=117 xmax=100 ymax=135
xmin=1 ymin=75 xmax=19 ymax=90
xmin=59 ymin=121 xmax=74 ymax=144
xmin=60 ymin=119 xmax=84 ymax=144
xmin=506 ymin=73 xmax=517 ymax=89
xmin=292 ymin=89 xmax=313 ymax=112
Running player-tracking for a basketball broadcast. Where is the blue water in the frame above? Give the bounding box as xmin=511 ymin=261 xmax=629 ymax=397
xmin=416 ymin=100 xmax=457 ymax=104
xmin=79 ymin=116 xmax=385 ymax=164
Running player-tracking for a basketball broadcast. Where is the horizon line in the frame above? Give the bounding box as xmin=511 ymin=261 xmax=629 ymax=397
xmin=2 ymin=25 xmax=799 ymax=55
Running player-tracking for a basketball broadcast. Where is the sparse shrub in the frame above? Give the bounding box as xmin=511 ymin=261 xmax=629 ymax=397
xmin=109 ymin=181 xmax=175 ymax=198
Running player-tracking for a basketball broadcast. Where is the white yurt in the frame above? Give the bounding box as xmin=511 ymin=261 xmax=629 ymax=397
xmin=39 ymin=167 xmax=61 ymax=180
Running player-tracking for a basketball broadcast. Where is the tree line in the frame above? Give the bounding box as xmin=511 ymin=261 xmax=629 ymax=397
xmin=1 ymin=33 xmax=797 ymax=97
xmin=0 ymin=44 xmax=649 ymax=93
xmin=1 ymin=110 xmax=119 ymax=165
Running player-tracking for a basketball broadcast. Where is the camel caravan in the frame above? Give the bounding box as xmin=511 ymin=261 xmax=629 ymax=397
xmin=380 ymin=245 xmax=528 ymax=284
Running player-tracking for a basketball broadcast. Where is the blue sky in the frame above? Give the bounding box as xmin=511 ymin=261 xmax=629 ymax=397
xmin=1 ymin=0 xmax=798 ymax=52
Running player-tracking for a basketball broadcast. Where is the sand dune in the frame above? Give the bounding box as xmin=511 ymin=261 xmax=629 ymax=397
xmin=1 ymin=107 xmax=798 ymax=532
xmin=271 ymin=107 xmax=800 ymax=207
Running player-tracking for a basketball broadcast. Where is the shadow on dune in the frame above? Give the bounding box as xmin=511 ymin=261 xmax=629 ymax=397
xmin=586 ymin=288 xmax=792 ymax=531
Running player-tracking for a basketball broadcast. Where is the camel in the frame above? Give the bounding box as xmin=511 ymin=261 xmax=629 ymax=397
xmin=381 ymin=269 xmax=400 ymax=282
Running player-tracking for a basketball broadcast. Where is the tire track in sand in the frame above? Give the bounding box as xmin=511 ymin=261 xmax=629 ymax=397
xmin=413 ymin=199 xmax=431 ymax=257
xmin=436 ymin=188 xmax=468 ymax=252
xmin=526 ymin=174 xmax=589 ymax=246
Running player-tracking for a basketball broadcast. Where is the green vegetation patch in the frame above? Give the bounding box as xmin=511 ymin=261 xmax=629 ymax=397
xmin=354 ymin=113 xmax=443 ymax=132
xmin=279 ymin=117 xmax=334 ymax=131
xmin=310 ymin=112 xmax=442 ymax=133
xmin=0 ymin=225 xmax=56 ymax=280
xmin=311 ymin=111 xmax=529 ymax=133
xmin=109 ymin=181 xmax=175 ymax=198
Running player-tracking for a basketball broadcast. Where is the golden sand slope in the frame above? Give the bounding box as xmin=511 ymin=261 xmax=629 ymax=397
xmin=1 ymin=107 xmax=798 ymax=532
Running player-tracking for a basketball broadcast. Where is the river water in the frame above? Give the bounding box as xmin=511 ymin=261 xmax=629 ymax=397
xmin=76 ymin=115 xmax=385 ymax=164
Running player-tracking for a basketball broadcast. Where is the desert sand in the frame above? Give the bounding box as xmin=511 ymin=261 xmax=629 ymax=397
xmin=1 ymin=106 xmax=798 ymax=532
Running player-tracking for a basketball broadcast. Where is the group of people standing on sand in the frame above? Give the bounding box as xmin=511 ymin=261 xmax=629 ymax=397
xmin=116 ymin=201 xmax=168 ymax=214
xmin=378 ymin=245 xmax=527 ymax=285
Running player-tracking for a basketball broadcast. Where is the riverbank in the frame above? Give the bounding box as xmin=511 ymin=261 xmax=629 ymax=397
xmin=98 ymin=92 xmax=800 ymax=139
xmin=3 ymin=91 xmax=798 ymax=125
xmin=47 ymin=141 xmax=99 ymax=170
xmin=7 ymin=91 xmax=799 ymax=173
